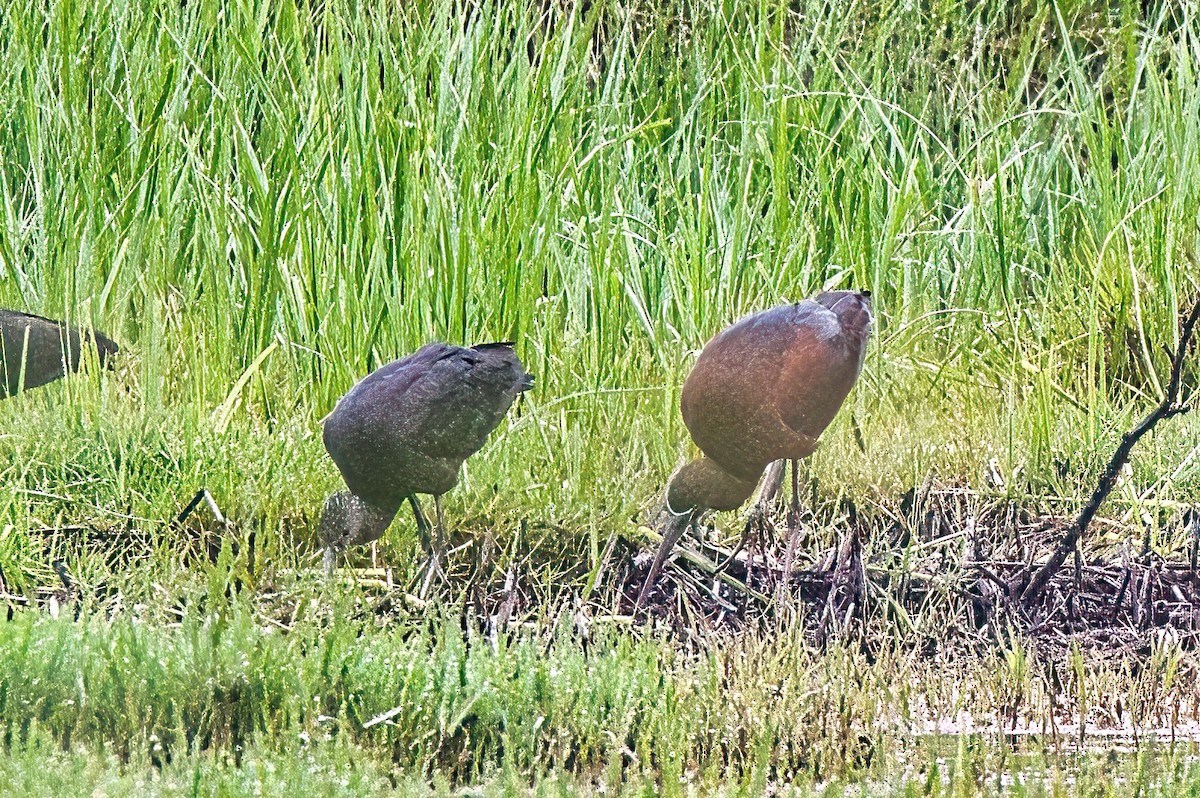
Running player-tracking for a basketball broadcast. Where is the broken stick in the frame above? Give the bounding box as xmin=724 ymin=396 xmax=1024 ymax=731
xmin=1017 ymin=296 xmax=1200 ymax=604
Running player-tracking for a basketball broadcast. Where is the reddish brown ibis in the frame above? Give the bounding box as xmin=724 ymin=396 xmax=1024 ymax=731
xmin=0 ymin=310 xmax=119 ymax=398
xmin=636 ymin=290 xmax=873 ymax=609
xmin=319 ymin=342 xmax=533 ymax=580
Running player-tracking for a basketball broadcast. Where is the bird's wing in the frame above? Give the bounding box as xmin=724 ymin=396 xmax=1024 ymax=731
xmin=771 ymin=303 xmax=860 ymax=454
xmin=399 ymin=346 xmax=529 ymax=459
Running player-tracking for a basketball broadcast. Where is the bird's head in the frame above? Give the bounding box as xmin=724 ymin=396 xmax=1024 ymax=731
xmin=813 ymin=289 xmax=873 ymax=353
xmin=666 ymin=457 xmax=760 ymax=515
xmin=89 ymin=329 xmax=120 ymax=369
xmin=319 ymin=491 xmax=398 ymax=569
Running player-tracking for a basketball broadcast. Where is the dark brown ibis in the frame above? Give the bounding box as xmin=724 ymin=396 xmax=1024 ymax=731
xmin=0 ymin=310 xmax=119 ymax=398
xmin=636 ymin=290 xmax=873 ymax=609
xmin=319 ymin=342 xmax=533 ymax=581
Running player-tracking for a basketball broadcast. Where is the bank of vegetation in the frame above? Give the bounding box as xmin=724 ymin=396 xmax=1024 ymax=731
xmin=1 ymin=0 xmax=1199 ymax=791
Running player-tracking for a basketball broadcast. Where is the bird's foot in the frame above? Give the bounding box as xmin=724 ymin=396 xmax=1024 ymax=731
xmin=785 ymin=503 xmax=803 ymax=541
xmin=418 ymin=556 xmax=438 ymax=600
xmin=716 ymin=504 xmax=773 ymax=575
xmin=418 ymin=548 xmax=449 ymax=600
xmin=774 ymin=504 xmax=806 ymax=606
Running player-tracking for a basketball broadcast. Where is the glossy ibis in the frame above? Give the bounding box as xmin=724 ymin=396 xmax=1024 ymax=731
xmin=319 ymin=342 xmax=533 ymax=582
xmin=0 ymin=310 xmax=119 ymax=398
xmin=636 ymin=290 xmax=872 ymax=609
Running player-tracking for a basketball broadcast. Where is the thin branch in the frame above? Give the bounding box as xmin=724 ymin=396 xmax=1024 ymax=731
xmin=175 ymin=488 xmax=228 ymax=527
xmin=1017 ymin=296 xmax=1200 ymax=604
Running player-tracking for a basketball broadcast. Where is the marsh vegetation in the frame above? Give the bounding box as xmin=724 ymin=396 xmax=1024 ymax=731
xmin=2 ymin=0 xmax=1200 ymax=792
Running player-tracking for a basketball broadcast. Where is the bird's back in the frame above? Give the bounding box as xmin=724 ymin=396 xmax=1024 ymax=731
xmin=0 ymin=310 xmax=119 ymax=397
xmin=323 ymin=342 xmax=532 ymax=507
xmin=680 ymin=292 xmax=871 ymax=479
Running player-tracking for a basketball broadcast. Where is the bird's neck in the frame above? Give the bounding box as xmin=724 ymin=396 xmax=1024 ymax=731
xmin=666 ymin=456 xmax=760 ymax=514
xmin=353 ymin=497 xmax=401 ymax=547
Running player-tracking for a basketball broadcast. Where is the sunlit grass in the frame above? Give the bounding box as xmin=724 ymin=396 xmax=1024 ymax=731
xmin=1 ymin=0 xmax=1199 ymax=789
xmin=0 ymin=0 xmax=1198 ymax=592
xmin=0 ymin=602 xmax=1199 ymax=793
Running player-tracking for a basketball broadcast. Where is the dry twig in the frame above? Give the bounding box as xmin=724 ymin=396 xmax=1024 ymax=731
xmin=1017 ymin=296 xmax=1200 ymax=604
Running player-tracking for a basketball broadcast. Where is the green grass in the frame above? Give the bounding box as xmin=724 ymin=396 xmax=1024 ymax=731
xmin=2 ymin=0 xmax=1200 ymax=790
xmin=1 ymin=0 xmax=1199 ymax=586
xmin=3 ymin=735 xmax=1200 ymax=796
xmin=0 ymin=603 xmax=1198 ymax=794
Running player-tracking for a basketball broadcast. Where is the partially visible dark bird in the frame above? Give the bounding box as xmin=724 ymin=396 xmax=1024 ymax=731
xmin=636 ymin=290 xmax=873 ymax=609
xmin=0 ymin=310 xmax=119 ymax=398
xmin=319 ymin=342 xmax=533 ymax=581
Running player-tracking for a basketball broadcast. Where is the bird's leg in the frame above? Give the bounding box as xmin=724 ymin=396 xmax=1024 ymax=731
xmin=788 ymin=457 xmax=802 ymax=533
xmin=408 ymin=494 xmax=440 ymax=597
xmin=433 ymin=494 xmax=448 ymax=579
xmin=776 ymin=459 xmax=803 ymax=604
xmin=635 ymin=509 xmax=696 ymax=613
xmin=409 ymin=494 xmax=432 ymax=553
